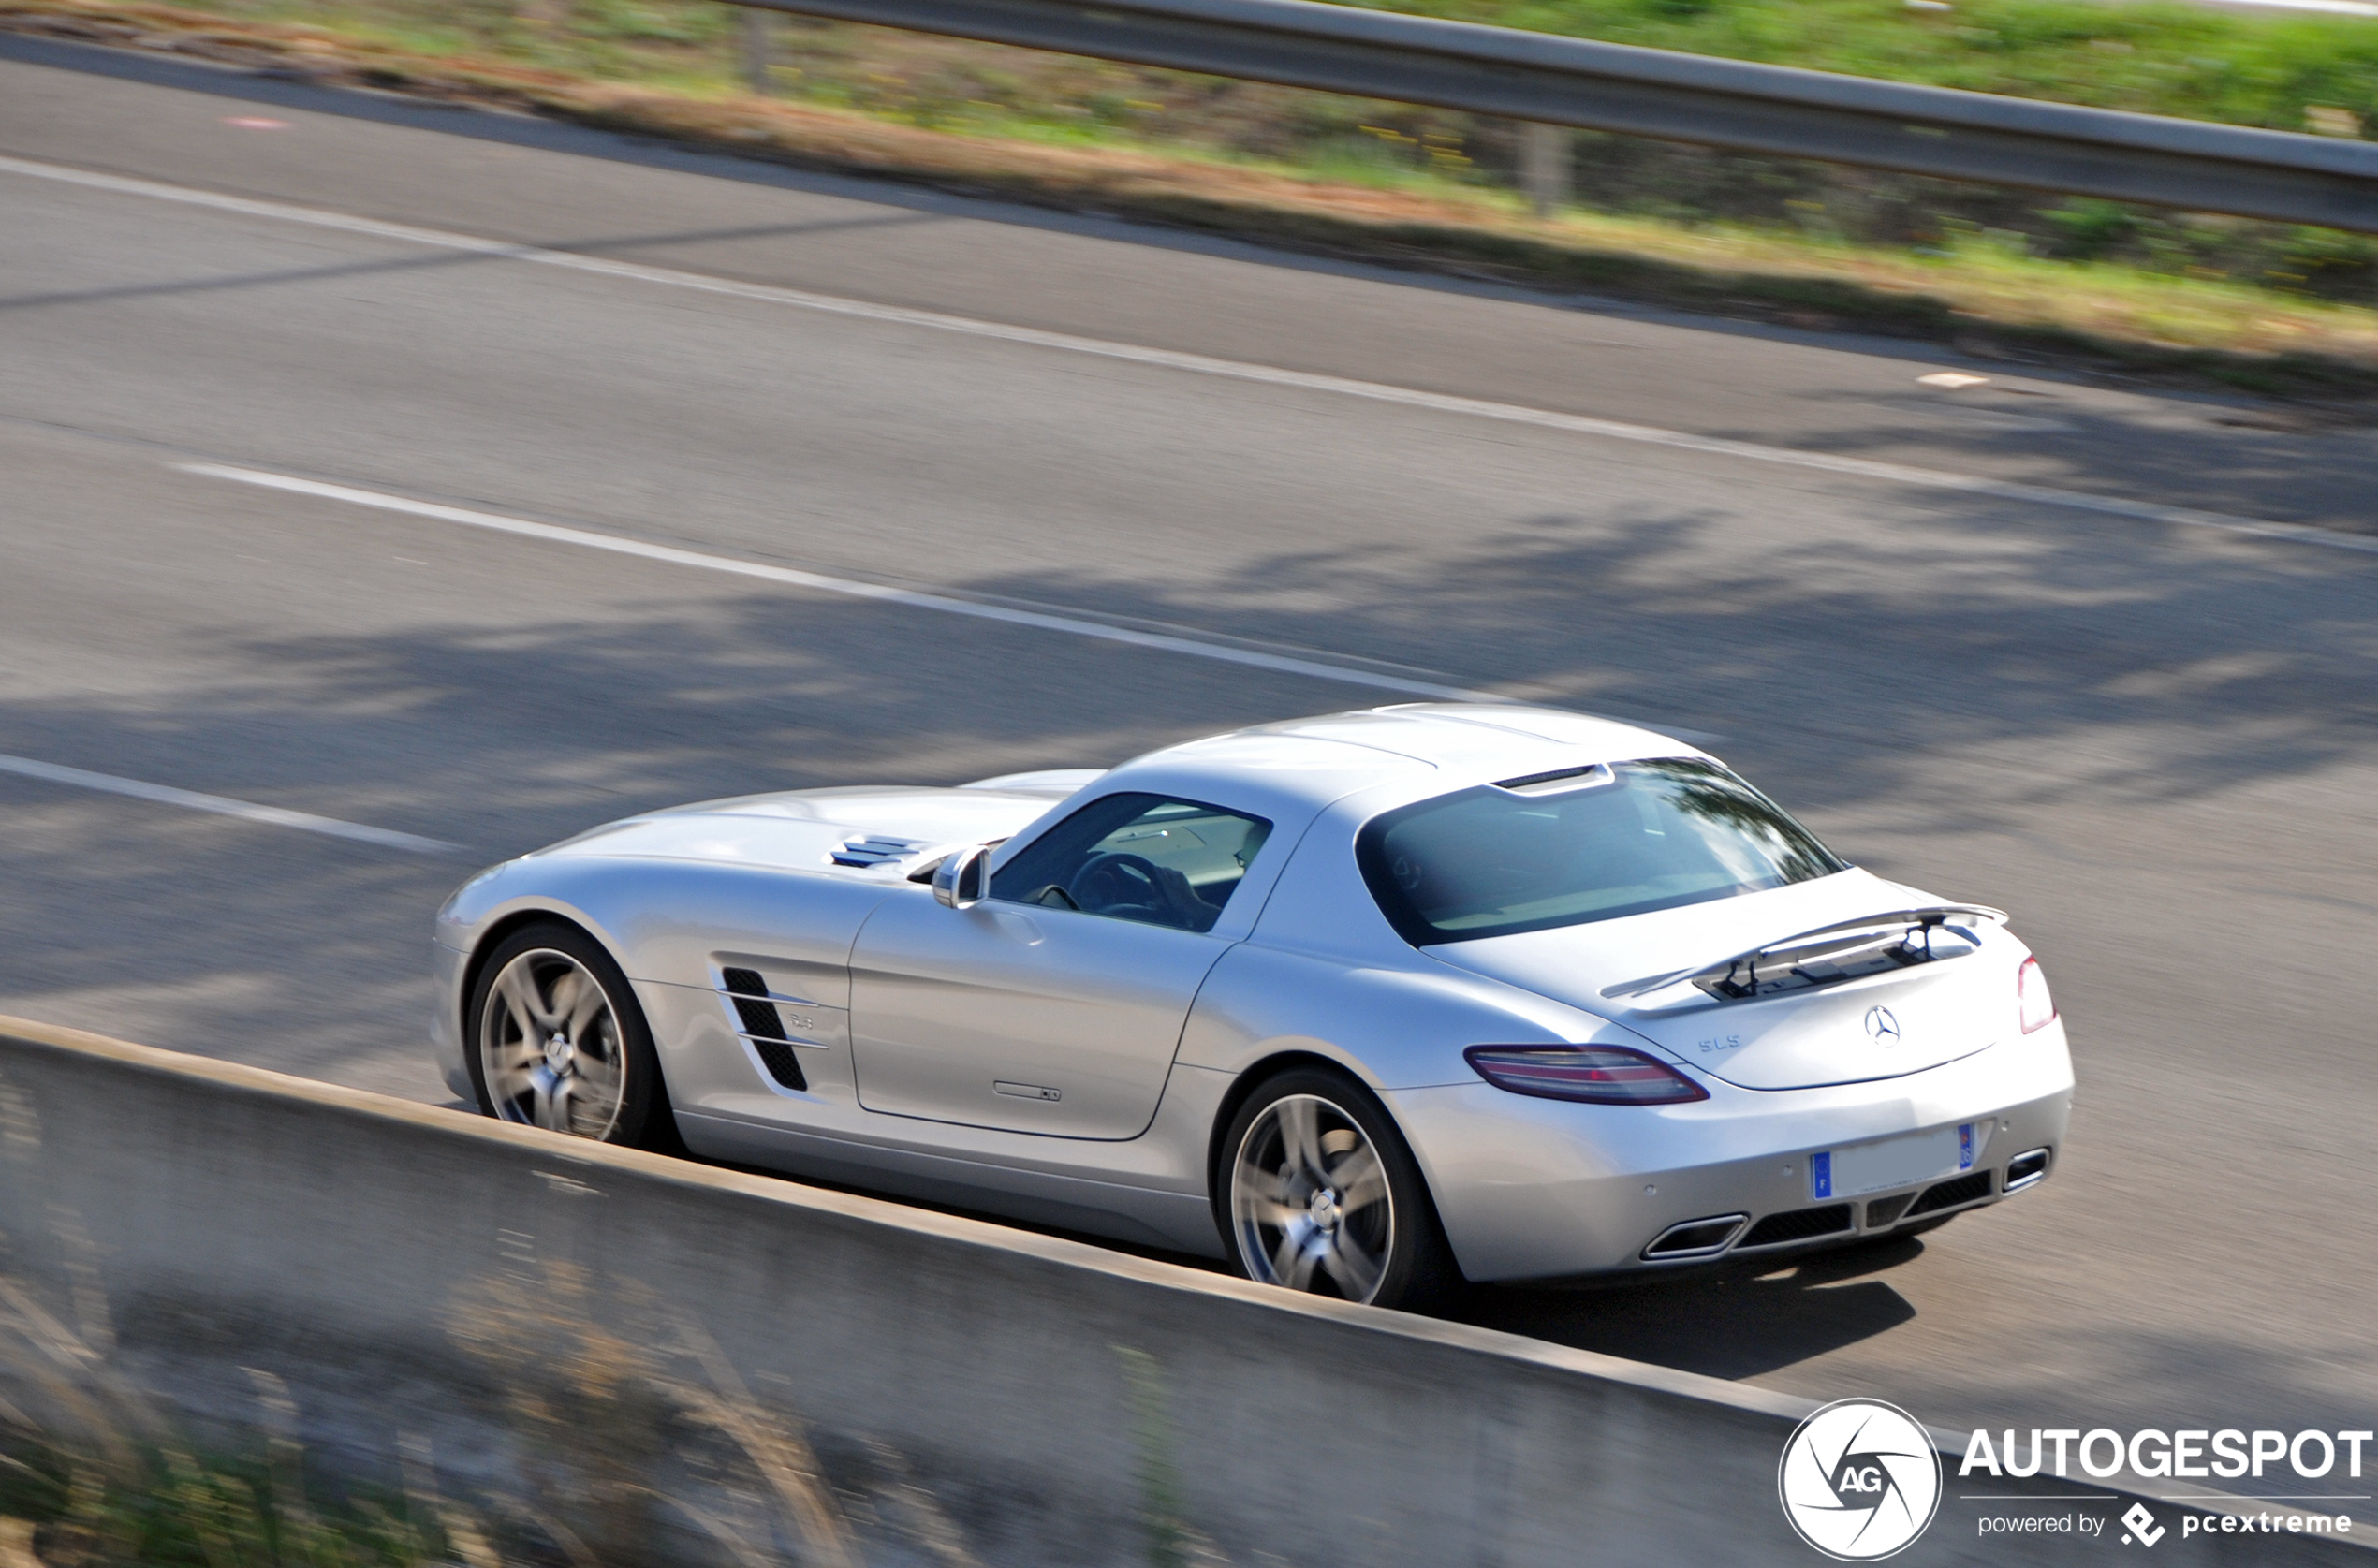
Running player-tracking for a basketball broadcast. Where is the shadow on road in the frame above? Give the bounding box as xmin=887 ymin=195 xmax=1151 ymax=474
xmin=2 ymin=426 xmax=2374 ymax=1415
xmin=1460 ymin=1238 xmax=1928 ymax=1381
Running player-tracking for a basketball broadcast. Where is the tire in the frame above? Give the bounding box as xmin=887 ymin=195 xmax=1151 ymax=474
xmin=1216 ymin=1067 xmax=1461 ymax=1312
xmin=465 ymin=920 xmax=679 ymax=1151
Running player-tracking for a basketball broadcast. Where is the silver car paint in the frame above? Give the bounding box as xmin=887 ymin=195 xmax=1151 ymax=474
xmin=849 ymin=893 xmax=1234 ymax=1138
xmin=433 ymin=704 xmax=2077 ymax=1281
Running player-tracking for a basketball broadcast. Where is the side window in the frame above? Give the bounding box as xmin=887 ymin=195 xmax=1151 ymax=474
xmin=990 ymin=793 xmax=1273 ymax=934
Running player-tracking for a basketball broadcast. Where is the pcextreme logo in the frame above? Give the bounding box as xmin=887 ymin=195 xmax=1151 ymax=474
xmin=1779 ymin=1399 xmax=1945 ymax=1561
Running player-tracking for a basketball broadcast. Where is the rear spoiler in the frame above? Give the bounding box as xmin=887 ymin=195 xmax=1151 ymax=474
xmin=1600 ymin=904 xmax=2007 ymax=1006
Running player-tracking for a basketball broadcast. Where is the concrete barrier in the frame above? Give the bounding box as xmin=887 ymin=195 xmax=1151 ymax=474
xmin=0 ymin=1015 xmax=2360 ymax=1565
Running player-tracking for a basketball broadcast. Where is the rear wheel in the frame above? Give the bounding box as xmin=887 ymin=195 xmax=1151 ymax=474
xmin=466 ymin=921 xmax=675 ymax=1150
xmin=1218 ymin=1068 xmax=1459 ymax=1312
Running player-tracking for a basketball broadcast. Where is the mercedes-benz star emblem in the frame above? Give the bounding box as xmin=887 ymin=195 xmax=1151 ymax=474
xmin=1863 ymin=1005 xmax=1901 ymax=1045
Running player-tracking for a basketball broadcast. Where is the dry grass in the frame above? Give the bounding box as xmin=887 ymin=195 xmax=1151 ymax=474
xmin=0 ymin=1248 xmax=969 ymax=1567
xmin=6 ymin=0 xmax=2378 ymax=396
xmin=0 ymin=1268 xmax=451 ymax=1567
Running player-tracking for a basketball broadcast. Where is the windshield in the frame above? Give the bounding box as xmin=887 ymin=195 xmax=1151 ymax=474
xmin=1357 ymin=758 xmax=1849 ymax=945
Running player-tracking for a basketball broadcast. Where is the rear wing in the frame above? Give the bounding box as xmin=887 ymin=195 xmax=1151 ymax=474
xmin=1600 ymin=905 xmax=2007 ymax=1008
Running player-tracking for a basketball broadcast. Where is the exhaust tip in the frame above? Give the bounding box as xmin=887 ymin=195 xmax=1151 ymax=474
xmin=1641 ymin=1214 xmax=1748 ymax=1260
xmin=2004 ymin=1146 xmax=2051 ymax=1192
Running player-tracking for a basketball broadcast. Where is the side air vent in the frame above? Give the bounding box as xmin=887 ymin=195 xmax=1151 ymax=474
xmin=747 ymin=1037 xmax=808 ymax=1092
xmin=720 ymin=968 xmax=785 ymax=1037
xmin=1908 ymin=1170 xmax=1994 ymax=1217
xmin=719 ymin=968 xmax=805 ymax=1092
xmin=1864 ymin=1194 xmax=1917 ymax=1230
xmin=830 ymin=835 xmax=926 ymax=868
xmin=1739 ymin=1204 xmax=1855 ymax=1248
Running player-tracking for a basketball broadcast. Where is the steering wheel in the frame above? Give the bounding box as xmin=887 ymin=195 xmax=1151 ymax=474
xmin=1068 ymin=852 xmax=1203 ymax=926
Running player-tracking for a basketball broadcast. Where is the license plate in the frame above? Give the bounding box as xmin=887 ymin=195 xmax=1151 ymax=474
xmin=1812 ymin=1123 xmax=1976 ymax=1201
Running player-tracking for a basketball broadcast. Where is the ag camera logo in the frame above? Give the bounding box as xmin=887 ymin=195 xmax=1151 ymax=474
xmin=1779 ymin=1399 xmax=1944 ymax=1560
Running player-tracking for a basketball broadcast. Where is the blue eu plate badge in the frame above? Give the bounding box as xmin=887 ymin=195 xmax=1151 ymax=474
xmin=1811 ymin=1151 xmax=1831 ymax=1199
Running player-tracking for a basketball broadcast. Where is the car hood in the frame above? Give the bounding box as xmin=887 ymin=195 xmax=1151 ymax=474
xmin=528 ymin=784 xmax=1079 ymax=877
xmin=1423 ymin=869 xmax=2015 ymax=1090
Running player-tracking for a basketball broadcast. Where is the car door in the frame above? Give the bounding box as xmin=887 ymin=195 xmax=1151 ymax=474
xmin=847 ymin=793 xmax=1273 ymax=1138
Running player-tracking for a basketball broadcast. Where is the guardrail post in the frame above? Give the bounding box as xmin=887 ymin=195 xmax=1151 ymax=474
xmin=1520 ymin=122 xmax=1569 ymax=218
xmin=741 ymin=7 xmax=772 ymax=95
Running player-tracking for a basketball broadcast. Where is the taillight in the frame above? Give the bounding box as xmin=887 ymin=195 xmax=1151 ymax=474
xmin=1464 ymin=1045 xmax=1709 ymax=1105
xmin=2018 ymin=956 xmax=2057 ymax=1033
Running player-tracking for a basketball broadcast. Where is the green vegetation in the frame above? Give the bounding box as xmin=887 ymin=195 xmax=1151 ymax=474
xmin=112 ymin=0 xmax=2378 ymax=132
xmin=1372 ymin=0 xmax=2376 ymax=133
xmin=0 ymin=1443 xmax=450 ymax=1568
xmin=0 ymin=1257 xmax=874 ymax=1567
xmin=7 ymin=0 xmax=2375 ymax=392
xmin=95 ymin=0 xmax=2378 ymax=306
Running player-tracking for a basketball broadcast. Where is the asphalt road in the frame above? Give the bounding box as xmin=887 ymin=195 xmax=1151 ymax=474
xmin=3 ymin=36 xmax=2375 ymax=1482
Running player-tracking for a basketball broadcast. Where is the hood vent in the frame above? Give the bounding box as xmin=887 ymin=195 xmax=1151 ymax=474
xmin=829 ymin=834 xmax=927 ymax=869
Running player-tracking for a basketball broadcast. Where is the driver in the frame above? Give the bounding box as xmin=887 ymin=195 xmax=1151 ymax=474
xmin=1027 ymin=851 xmax=1215 ymax=931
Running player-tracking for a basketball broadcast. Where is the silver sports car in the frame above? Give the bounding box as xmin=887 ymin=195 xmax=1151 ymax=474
xmin=433 ymin=704 xmax=2072 ymax=1309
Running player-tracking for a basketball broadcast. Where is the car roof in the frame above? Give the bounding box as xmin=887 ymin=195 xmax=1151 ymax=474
xmin=1098 ymin=704 xmax=1704 ymax=817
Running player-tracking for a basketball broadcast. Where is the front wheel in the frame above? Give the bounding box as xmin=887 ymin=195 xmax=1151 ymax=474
xmin=1218 ymin=1068 xmax=1459 ymax=1312
xmin=466 ymin=921 xmax=675 ymax=1150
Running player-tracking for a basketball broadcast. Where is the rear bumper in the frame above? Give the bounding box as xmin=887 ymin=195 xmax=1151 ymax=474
xmin=1385 ymin=1020 xmax=2073 ymax=1283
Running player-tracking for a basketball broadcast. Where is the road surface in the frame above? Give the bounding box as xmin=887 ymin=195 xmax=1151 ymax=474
xmin=3 ymin=33 xmax=2374 ymax=1481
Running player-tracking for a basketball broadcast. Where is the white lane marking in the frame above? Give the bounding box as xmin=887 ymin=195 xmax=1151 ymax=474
xmin=189 ymin=462 xmax=1730 ymax=738
xmin=0 ymin=752 xmax=460 ymax=853
xmin=5 ymin=154 xmax=2374 ymax=561
xmin=183 ymin=462 xmax=1492 ymax=701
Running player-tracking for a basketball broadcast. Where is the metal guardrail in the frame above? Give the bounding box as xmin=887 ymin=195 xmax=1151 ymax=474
xmin=733 ymin=0 xmax=2378 ymax=232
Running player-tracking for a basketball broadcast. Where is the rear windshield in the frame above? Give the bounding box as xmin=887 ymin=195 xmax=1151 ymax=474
xmin=1357 ymin=758 xmax=1848 ymax=945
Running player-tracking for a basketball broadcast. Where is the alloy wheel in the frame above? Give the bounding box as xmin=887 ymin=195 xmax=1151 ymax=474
xmin=479 ymin=948 xmax=628 ymax=1139
xmin=1229 ymin=1092 xmax=1395 ymax=1303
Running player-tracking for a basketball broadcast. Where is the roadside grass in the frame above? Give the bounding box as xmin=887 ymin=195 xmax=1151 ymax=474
xmin=0 ymin=1272 xmax=460 ymax=1568
xmin=0 ymin=1256 xmax=882 ymax=1567
xmin=1384 ymin=0 xmax=2378 ymax=133
xmin=0 ymin=1443 xmax=449 ymax=1568
xmin=53 ymin=0 xmax=2378 ymax=129
xmin=0 ymin=1245 xmax=1211 ymax=1566
xmin=6 ymin=0 xmax=2378 ymax=398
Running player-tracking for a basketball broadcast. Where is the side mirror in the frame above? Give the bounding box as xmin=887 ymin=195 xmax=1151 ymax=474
xmin=932 ymin=844 xmax=993 ymax=909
